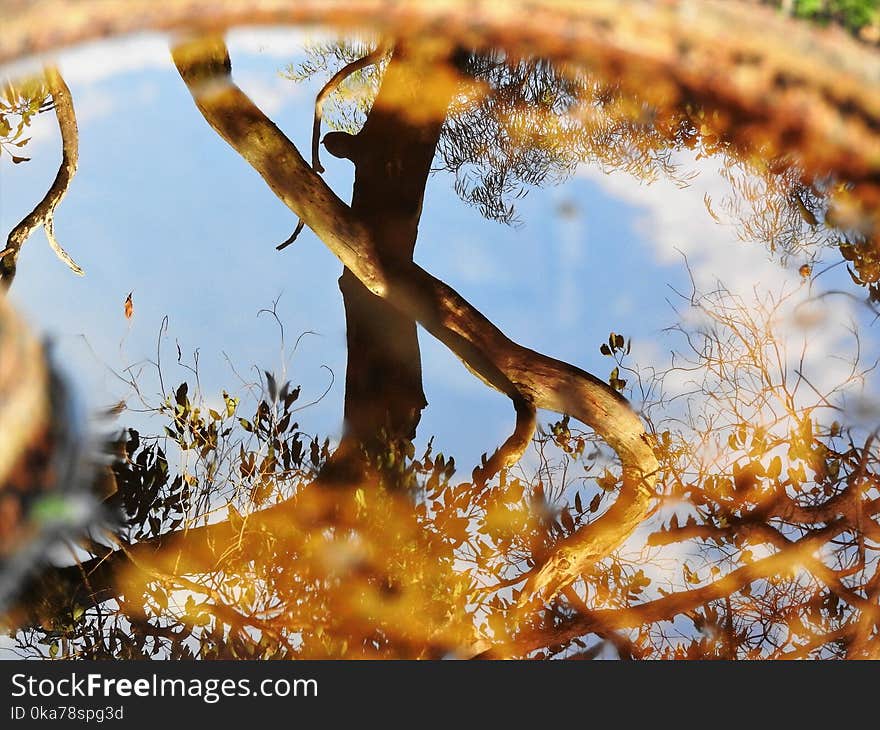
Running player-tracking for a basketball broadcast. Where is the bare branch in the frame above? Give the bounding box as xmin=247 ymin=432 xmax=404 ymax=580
xmin=0 ymin=66 xmax=82 ymax=289
xmin=473 ymin=397 xmax=536 ymax=486
xmin=276 ymin=218 xmax=304 ymax=251
xmin=311 ymin=43 xmax=388 ymax=174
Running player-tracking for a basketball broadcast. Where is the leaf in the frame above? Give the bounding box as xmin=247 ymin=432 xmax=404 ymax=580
xmin=175 ymin=382 xmax=188 ymax=408
xmin=151 ymin=587 xmax=168 ymax=611
xmin=284 ymin=386 xmax=301 ymax=409
xmin=534 ymin=481 xmax=545 ymax=501
xmin=265 ymin=371 xmax=277 ymax=401
xmin=793 ymin=193 xmax=818 ymax=226
xmin=560 ymin=507 xmax=575 ymax=532
xmin=223 ymin=391 xmax=238 ymax=417
xmin=124 ymin=291 xmax=133 ymax=320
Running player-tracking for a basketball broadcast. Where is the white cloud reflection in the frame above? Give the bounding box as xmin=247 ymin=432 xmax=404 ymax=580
xmin=577 ymin=152 xmax=869 ymax=409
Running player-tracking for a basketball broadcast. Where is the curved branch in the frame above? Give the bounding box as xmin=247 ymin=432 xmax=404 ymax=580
xmin=649 ymin=519 xmax=875 ymax=614
xmin=276 ymin=47 xmax=385 ymax=250
xmin=473 ymin=397 xmax=536 ymax=487
xmin=275 ymin=218 xmax=304 ymax=251
xmin=171 ymin=36 xmax=659 ymax=603
xmin=5 ymin=484 xmax=339 ymax=628
xmin=311 ymin=43 xmax=388 ymax=174
xmin=0 ymin=66 xmax=83 ymax=289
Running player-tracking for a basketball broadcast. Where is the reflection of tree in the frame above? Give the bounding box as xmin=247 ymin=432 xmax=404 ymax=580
xmin=3 ymin=18 xmax=880 ymax=659
xmin=182 ymin=36 xmax=660 ymax=596
xmin=0 ymin=67 xmax=83 ymax=289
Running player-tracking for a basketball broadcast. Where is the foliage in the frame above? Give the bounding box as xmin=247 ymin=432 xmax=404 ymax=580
xmin=774 ymin=0 xmax=880 ymax=34
xmin=0 ymin=77 xmax=52 ymax=163
xmin=282 ymin=37 xmax=388 ymax=135
xmin=284 ymin=37 xmax=875 ymax=296
xmin=287 ymin=43 xmax=700 ymax=225
xmin=9 ymin=273 xmax=880 ymax=659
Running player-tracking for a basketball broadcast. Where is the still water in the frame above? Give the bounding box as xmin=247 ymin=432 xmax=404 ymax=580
xmin=1 ymin=21 xmax=878 ymax=659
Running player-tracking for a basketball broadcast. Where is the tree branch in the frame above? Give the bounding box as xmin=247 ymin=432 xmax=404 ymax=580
xmin=275 ymin=43 xmax=387 ymax=251
xmin=311 ymin=43 xmax=388 ymax=174
xmin=5 ymin=484 xmax=341 ymax=628
xmin=482 ymin=519 xmax=855 ymax=658
xmin=0 ymin=66 xmax=83 ymax=289
xmin=171 ymin=35 xmax=659 ymax=603
xmin=473 ymin=397 xmax=536 ymax=487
